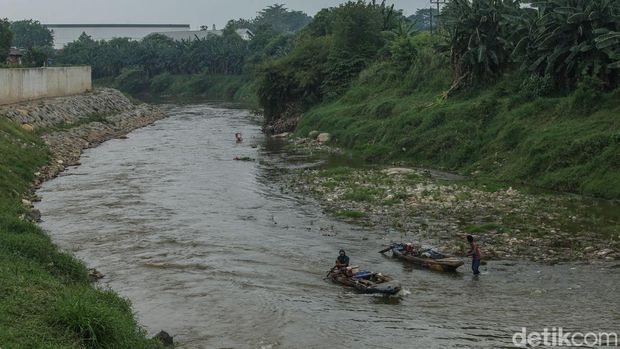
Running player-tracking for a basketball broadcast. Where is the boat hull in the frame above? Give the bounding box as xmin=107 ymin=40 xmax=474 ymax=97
xmin=391 ymin=247 xmax=463 ymax=272
xmin=329 ymin=274 xmax=402 ymax=295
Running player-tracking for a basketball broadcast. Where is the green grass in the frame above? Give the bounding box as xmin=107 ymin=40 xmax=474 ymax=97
xmin=296 ymin=62 xmax=620 ymax=200
xmin=0 ymin=119 xmax=159 ymax=348
xmin=464 ymin=223 xmax=504 ymax=233
xmin=342 ymin=187 xmax=383 ymax=202
xmin=335 ymin=210 xmax=367 ymax=218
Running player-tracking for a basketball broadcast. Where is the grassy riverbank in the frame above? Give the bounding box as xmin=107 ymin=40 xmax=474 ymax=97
xmin=0 ymin=120 xmax=160 ymax=347
xmin=295 ymin=62 xmax=620 ymax=200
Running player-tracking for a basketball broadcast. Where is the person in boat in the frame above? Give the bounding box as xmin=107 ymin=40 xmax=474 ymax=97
xmin=466 ymin=235 xmax=482 ymax=275
xmin=235 ymin=133 xmax=243 ymax=143
xmin=336 ymin=249 xmax=349 ymax=269
xmin=404 ymin=243 xmax=414 ymax=254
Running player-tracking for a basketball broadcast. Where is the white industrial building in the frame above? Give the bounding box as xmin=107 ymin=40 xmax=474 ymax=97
xmin=45 ymin=24 xmax=190 ymax=49
xmin=157 ymin=28 xmax=254 ymax=42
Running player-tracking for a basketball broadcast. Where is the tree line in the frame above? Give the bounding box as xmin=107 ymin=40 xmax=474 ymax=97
xmin=0 ymin=19 xmax=54 ymax=66
xmin=256 ymin=0 xmax=620 ymax=125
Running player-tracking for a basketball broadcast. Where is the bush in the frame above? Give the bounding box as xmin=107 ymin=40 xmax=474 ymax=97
xmin=114 ymin=68 xmax=149 ymax=95
xmin=570 ymin=77 xmax=606 ymax=114
xmin=518 ymin=74 xmax=553 ymax=100
xmin=149 ymin=73 xmax=174 ymax=95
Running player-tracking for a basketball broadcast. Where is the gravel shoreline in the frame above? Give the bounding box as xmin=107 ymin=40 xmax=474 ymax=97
xmin=282 ymin=136 xmax=620 ymax=264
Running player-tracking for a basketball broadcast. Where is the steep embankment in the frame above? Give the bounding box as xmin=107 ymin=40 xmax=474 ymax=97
xmin=295 ymin=64 xmax=620 ymax=200
xmin=0 ymin=89 xmax=164 ymax=348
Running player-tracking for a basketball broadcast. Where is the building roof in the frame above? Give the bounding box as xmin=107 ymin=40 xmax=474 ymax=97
xmin=158 ymin=28 xmax=254 ymax=42
xmin=235 ymin=29 xmax=255 ymax=37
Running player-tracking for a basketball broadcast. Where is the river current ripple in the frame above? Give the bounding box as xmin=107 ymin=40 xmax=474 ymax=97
xmin=37 ymin=104 xmax=619 ymax=349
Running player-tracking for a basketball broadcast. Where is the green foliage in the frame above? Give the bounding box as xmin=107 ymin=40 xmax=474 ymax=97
xmin=387 ymin=23 xmax=418 ymax=71
xmin=441 ymin=0 xmax=521 ymax=83
xmin=0 ymin=18 xmax=12 ymax=61
xmin=226 ymin=4 xmax=312 ymax=34
xmin=569 ymin=76 xmax=606 ymax=113
xmin=296 ymin=59 xmax=620 ymax=199
xmin=257 ymin=36 xmax=332 ymax=124
xmin=257 ymin=0 xmax=404 ymax=123
xmin=22 ymin=47 xmax=48 ymax=67
xmin=51 ymin=288 xmax=157 ymax=349
xmin=9 ymin=20 xmax=54 ymax=49
xmin=149 ymin=72 xmax=174 ymax=95
xmin=464 ymin=223 xmax=503 ymax=233
xmin=335 ymin=210 xmax=367 ymax=218
xmin=518 ymin=74 xmax=553 ymax=100
xmin=114 ymin=68 xmax=149 ymax=95
xmin=343 ymin=187 xmax=383 ymax=202
xmin=518 ymin=0 xmax=620 ymax=87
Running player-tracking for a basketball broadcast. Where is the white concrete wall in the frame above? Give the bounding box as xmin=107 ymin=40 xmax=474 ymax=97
xmin=0 ymin=67 xmax=92 ymax=105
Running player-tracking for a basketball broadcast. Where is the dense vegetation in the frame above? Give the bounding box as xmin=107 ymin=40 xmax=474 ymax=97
xmin=254 ymin=0 xmax=620 ymax=199
xmin=0 ymin=18 xmax=12 ymax=62
xmin=53 ymin=5 xmax=303 ymax=102
xmin=0 ymin=121 xmax=160 ymax=348
xmin=10 ymin=19 xmax=54 ymax=49
xmin=0 ymin=19 xmax=53 ymax=66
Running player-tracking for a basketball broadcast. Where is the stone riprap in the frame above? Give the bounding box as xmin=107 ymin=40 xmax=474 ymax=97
xmin=0 ymin=88 xmax=137 ymax=128
xmin=0 ymin=88 xmax=165 ymax=211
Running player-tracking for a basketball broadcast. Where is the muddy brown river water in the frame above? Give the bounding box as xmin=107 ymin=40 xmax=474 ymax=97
xmin=37 ymin=104 xmax=619 ymax=348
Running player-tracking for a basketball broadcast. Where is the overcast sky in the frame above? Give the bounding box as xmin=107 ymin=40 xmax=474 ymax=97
xmin=2 ymin=0 xmax=429 ymax=29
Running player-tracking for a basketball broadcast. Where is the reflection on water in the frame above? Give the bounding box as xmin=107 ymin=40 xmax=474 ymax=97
xmin=37 ymin=105 xmax=620 ymax=349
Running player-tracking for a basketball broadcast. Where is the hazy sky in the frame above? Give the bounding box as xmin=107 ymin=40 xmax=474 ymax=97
xmin=2 ymin=0 xmax=429 ymax=29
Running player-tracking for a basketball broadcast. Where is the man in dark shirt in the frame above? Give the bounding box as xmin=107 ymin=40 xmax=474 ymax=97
xmin=467 ymin=235 xmax=482 ymax=275
xmin=336 ymin=249 xmax=350 ymax=269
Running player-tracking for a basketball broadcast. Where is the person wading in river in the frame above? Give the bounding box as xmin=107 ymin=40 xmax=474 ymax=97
xmin=466 ymin=235 xmax=482 ymax=275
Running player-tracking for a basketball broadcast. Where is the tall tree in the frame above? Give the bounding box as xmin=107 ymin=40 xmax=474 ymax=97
xmin=10 ymin=20 xmax=53 ymax=49
xmin=0 ymin=19 xmax=12 ymax=62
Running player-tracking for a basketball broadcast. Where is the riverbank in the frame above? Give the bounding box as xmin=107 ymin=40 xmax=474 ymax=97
xmin=281 ymin=136 xmax=620 ymax=264
xmin=293 ymin=67 xmax=620 ymax=201
xmin=0 ymin=89 xmax=165 ymax=348
xmin=97 ymin=72 xmax=258 ymax=108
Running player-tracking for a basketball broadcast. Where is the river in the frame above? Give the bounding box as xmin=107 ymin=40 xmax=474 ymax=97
xmin=36 ymin=104 xmax=620 ymax=349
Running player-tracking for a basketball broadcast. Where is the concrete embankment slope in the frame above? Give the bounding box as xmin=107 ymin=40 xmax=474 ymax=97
xmin=1 ymin=88 xmax=165 ymax=188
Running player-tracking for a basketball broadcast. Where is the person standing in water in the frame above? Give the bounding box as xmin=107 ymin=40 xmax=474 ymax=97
xmin=467 ymin=235 xmax=482 ymax=275
xmin=235 ymin=133 xmax=243 ymax=143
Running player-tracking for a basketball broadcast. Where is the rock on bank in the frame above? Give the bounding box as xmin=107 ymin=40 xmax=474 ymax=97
xmin=0 ymin=88 xmax=165 ymax=187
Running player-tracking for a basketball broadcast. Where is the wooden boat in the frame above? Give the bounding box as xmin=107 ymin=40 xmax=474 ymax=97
xmin=327 ymin=267 xmax=402 ymax=295
xmin=381 ymin=243 xmax=464 ymax=272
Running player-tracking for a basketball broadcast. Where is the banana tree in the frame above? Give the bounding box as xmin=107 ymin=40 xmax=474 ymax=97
xmin=516 ymin=0 xmax=620 ymax=86
xmin=441 ymin=0 xmax=521 ymax=90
